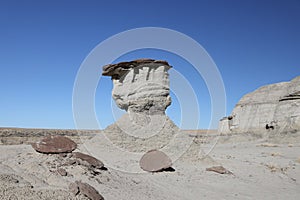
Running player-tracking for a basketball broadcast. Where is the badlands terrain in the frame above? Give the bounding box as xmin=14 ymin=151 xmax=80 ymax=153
xmin=1 ymin=60 xmax=299 ymax=199
xmin=0 ymin=128 xmax=299 ymax=199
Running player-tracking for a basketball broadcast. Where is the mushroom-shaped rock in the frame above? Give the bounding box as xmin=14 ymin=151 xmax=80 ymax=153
xmin=70 ymin=181 xmax=104 ymax=200
xmin=140 ymin=150 xmax=172 ymax=172
xmin=102 ymin=58 xmax=172 ymax=114
xmin=32 ymin=136 xmax=77 ymax=154
xmin=102 ymin=58 xmax=170 ymax=79
xmin=72 ymin=152 xmax=104 ymax=169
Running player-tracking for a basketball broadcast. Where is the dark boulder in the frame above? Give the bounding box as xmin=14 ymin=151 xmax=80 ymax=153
xmin=32 ymin=136 xmax=77 ymax=154
xmin=140 ymin=149 xmax=172 ymax=172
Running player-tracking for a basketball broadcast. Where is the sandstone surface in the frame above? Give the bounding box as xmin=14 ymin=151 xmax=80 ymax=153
xmin=100 ymin=59 xmax=177 ymax=154
xmin=102 ymin=58 xmax=172 ymax=115
xmin=219 ymin=76 xmax=300 ymax=136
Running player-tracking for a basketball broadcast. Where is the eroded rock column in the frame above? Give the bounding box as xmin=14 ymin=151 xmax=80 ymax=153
xmin=102 ymin=59 xmax=178 ymax=152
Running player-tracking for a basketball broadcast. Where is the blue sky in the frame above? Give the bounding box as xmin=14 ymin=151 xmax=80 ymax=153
xmin=0 ymin=0 xmax=300 ymax=129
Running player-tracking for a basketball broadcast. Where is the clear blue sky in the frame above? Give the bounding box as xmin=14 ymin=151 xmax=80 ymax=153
xmin=1 ymin=0 xmax=300 ymax=129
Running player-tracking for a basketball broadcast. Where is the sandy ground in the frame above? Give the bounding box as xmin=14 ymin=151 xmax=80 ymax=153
xmin=0 ymin=131 xmax=299 ymax=200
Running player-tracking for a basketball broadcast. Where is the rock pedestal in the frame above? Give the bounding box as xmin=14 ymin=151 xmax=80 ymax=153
xmin=97 ymin=59 xmax=208 ymax=171
xmin=102 ymin=59 xmax=178 ymax=152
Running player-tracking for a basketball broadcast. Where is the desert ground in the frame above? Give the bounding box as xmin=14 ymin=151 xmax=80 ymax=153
xmin=0 ymin=128 xmax=299 ymax=200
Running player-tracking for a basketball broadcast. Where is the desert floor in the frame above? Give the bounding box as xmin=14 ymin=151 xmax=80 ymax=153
xmin=0 ymin=129 xmax=299 ymax=200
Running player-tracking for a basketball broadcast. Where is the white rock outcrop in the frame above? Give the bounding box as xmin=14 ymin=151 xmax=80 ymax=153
xmin=102 ymin=59 xmax=172 ymax=115
xmin=219 ymin=76 xmax=300 ymax=135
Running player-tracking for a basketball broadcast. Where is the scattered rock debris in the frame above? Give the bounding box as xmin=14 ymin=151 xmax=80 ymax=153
xmin=265 ymin=163 xmax=288 ymax=173
xmin=32 ymin=137 xmax=107 ymax=198
xmin=44 ymin=151 xmax=107 ymax=179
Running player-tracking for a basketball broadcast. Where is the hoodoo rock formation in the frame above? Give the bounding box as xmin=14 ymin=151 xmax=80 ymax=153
xmin=101 ymin=59 xmax=178 ymax=153
xmin=219 ymin=76 xmax=300 ymax=135
xmin=94 ymin=58 xmax=209 ymax=172
xmin=102 ymin=58 xmax=172 ymax=115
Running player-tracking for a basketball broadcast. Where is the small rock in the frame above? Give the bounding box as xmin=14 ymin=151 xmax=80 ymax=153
xmin=140 ymin=149 xmax=172 ymax=172
xmin=32 ymin=136 xmax=77 ymax=154
xmin=72 ymin=152 xmax=104 ymax=169
xmin=132 ymin=177 xmax=141 ymax=184
xmin=57 ymin=168 xmax=67 ymax=176
xmin=76 ymin=181 xmax=104 ymax=200
xmin=258 ymin=143 xmax=279 ymax=147
xmin=265 ymin=163 xmax=280 ymax=172
xmin=64 ymin=159 xmax=77 ymax=166
xmin=59 ymin=153 xmax=69 ymax=158
xmin=69 ymin=182 xmax=79 ymax=195
xmin=291 ymin=177 xmax=296 ymax=182
xmin=270 ymin=152 xmax=281 ymax=157
xmin=206 ymin=166 xmax=233 ymax=175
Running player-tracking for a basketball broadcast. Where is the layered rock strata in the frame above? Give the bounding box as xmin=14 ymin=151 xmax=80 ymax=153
xmin=95 ymin=59 xmax=210 ymax=170
xmin=102 ymin=58 xmax=172 ymax=115
xmin=101 ymin=59 xmax=176 ymax=152
xmin=219 ymin=76 xmax=300 ymax=135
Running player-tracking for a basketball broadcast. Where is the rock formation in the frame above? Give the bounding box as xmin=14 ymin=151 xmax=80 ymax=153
xmin=90 ymin=58 xmax=211 ymax=171
xmin=219 ymin=76 xmax=300 ymax=135
xmin=102 ymin=59 xmax=177 ymax=152
xmin=102 ymin=58 xmax=172 ymax=115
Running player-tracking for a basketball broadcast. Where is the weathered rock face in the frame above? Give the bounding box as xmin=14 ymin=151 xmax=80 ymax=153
xmin=103 ymin=58 xmax=172 ymax=115
xmin=219 ymin=76 xmax=300 ymax=135
xmin=104 ymin=113 xmax=179 ymax=152
xmin=101 ymin=59 xmax=177 ymax=153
